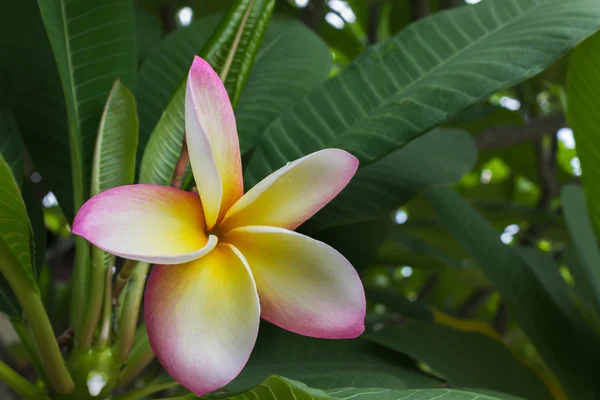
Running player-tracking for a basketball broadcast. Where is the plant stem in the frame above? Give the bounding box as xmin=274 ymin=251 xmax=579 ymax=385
xmin=112 ymin=259 xmax=138 ymax=303
xmin=113 ymin=379 xmax=179 ymax=400
xmin=114 ymin=262 xmax=149 ymax=364
xmin=169 ymin=138 xmax=188 ymax=189
xmin=117 ymin=326 xmax=154 ymax=387
xmin=0 ymin=242 xmax=74 ymax=393
xmin=70 ymin=236 xmax=90 ymax=336
xmin=10 ymin=318 xmax=50 ymax=388
xmin=77 ymin=246 xmax=109 ymax=351
xmin=96 ymin=264 xmax=114 ymax=348
xmin=0 ymin=360 xmax=46 ymax=400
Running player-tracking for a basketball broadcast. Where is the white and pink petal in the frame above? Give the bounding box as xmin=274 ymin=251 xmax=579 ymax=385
xmin=218 ymin=149 xmax=358 ymax=233
xmin=144 ymin=244 xmax=260 ymax=396
xmin=186 ymin=56 xmax=243 ymax=229
xmin=72 ymin=184 xmax=214 ymax=264
xmin=224 ymin=226 xmax=365 ymax=339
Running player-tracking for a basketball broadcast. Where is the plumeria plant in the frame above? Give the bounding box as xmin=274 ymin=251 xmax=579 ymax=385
xmin=2 ymin=0 xmax=600 ymax=399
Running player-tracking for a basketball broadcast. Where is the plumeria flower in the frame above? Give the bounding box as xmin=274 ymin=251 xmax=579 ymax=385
xmin=72 ymin=56 xmax=365 ymax=396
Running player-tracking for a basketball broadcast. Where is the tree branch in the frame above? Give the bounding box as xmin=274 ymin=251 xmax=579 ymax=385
xmin=440 ymin=0 xmax=461 ymax=9
xmin=367 ymin=4 xmax=380 ymax=44
xmin=300 ymin=0 xmax=325 ymax=32
xmin=410 ymin=0 xmax=430 ymax=21
xmin=474 ymin=114 xmax=565 ymax=150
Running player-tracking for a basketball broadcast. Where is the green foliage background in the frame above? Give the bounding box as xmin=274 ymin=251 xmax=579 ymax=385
xmin=1 ymin=0 xmax=600 ymax=399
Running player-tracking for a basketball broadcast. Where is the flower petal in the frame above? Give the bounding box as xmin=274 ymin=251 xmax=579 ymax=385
xmin=218 ymin=149 xmax=358 ymax=233
xmin=72 ymin=184 xmax=215 ymax=264
xmin=224 ymin=226 xmax=365 ymax=339
xmin=145 ymin=244 xmax=260 ymax=396
xmin=186 ymin=56 xmax=243 ymax=229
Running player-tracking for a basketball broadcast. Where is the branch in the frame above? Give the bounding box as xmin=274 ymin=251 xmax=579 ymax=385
xmin=535 ymin=134 xmax=559 ymax=209
xmin=410 ymin=0 xmax=430 ymax=21
xmin=367 ymin=4 xmax=380 ymax=44
xmin=300 ymin=0 xmax=325 ymax=31
xmin=474 ymin=114 xmax=565 ymax=150
xmin=440 ymin=0 xmax=461 ymax=9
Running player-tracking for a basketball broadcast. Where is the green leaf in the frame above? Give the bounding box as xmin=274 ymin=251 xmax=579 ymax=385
xmin=567 ymin=31 xmax=600 ymax=236
xmin=516 ymin=246 xmax=580 ymax=322
xmin=228 ymin=323 xmax=440 ymax=392
xmin=176 ymin=376 xmax=521 ymax=400
xmin=0 ymin=157 xmax=35 ymax=285
xmin=426 ymin=186 xmax=595 ymax=399
xmin=37 ymin=0 xmax=137 ymax=213
xmin=365 ymin=322 xmax=551 ymax=400
xmin=3 ymin=0 xmax=73 ymax=219
xmin=139 ymin=0 xmax=276 ymax=185
xmin=301 ymin=129 xmax=477 ymax=233
xmin=327 ymin=387 xmax=523 ymax=400
xmin=376 ymin=226 xmax=464 ymax=270
xmin=136 ymin=13 xmax=221 ymax=147
xmin=135 ymin=7 xmax=162 ymax=65
xmin=91 ymin=80 xmax=138 ymax=196
xmin=561 ymin=185 xmax=600 ymax=315
xmin=0 ymin=109 xmax=24 ymax=186
xmin=312 ymin=218 xmax=389 ymax=271
xmin=0 ymin=157 xmax=32 ymax=317
xmin=22 ymin=183 xmax=45 ymax=278
xmin=245 ymin=0 xmax=600 ymax=186
xmin=236 ymin=16 xmax=332 ymax=153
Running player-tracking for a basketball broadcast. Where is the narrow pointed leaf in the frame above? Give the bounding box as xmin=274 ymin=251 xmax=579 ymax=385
xmin=0 ymin=157 xmax=35 ymax=285
xmin=139 ymin=0 xmax=275 ymax=185
xmin=426 ymin=186 xmax=596 ymax=399
xmin=36 ymin=0 xmax=137 ymax=214
xmin=0 ymin=109 xmax=24 ymax=186
xmin=245 ymin=0 xmax=600 ymax=186
xmin=561 ymin=185 xmax=600 ymax=316
xmin=566 ymin=31 xmax=600 ymax=237
xmin=92 ymin=80 xmax=138 ymax=196
xmin=3 ymin=0 xmax=73 ymax=219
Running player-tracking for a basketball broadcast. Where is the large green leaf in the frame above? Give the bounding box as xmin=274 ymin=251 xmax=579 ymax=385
xmin=426 ymin=186 xmax=596 ymax=399
xmin=139 ymin=0 xmax=275 ymax=185
xmin=136 ymin=13 xmax=221 ymax=148
xmin=566 ymin=31 xmax=600 ymax=236
xmin=0 ymin=157 xmax=34 ymax=285
xmin=0 ymin=157 xmax=33 ymax=317
xmin=177 ymin=376 xmax=521 ymax=400
xmin=91 ymin=80 xmax=138 ymax=196
xmin=327 ymin=388 xmax=523 ymax=400
xmin=135 ymin=7 xmax=162 ymax=65
xmin=37 ymin=0 xmax=137 ymax=213
xmin=561 ymin=185 xmax=600 ymax=316
xmin=301 ymin=129 xmax=477 ymax=233
xmin=0 ymin=109 xmax=24 ymax=185
xmin=245 ymin=0 xmax=600 ymax=186
xmin=236 ymin=16 xmax=332 ymax=153
xmin=365 ymin=322 xmax=551 ymax=400
xmin=228 ymin=324 xmax=440 ymax=392
xmin=3 ymin=0 xmax=73 ymax=219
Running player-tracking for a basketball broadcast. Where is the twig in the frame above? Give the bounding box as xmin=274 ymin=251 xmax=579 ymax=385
xmin=457 ymin=288 xmax=493 ymax=318
xmin=440 ymin=0 xmax=461 ymax=9
xmin=474 ymin=114 xmax=565 ymax=150
xmin=56 ymin=328 xmax=74 ymax=348
xmin=416 ymin=274 xmax=439 ymax=301
xmin=492 ymin=302 xmax=507 ymax=335
xmin=169 ymin=138 xmax=188 ymax=189
xmin=300 ymin=0 xmax=325 ymax=31
xmin=410 ymin=0 xmax=430 ymax=21
xmin=367 ymin=4 xmax=380 ymax=44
